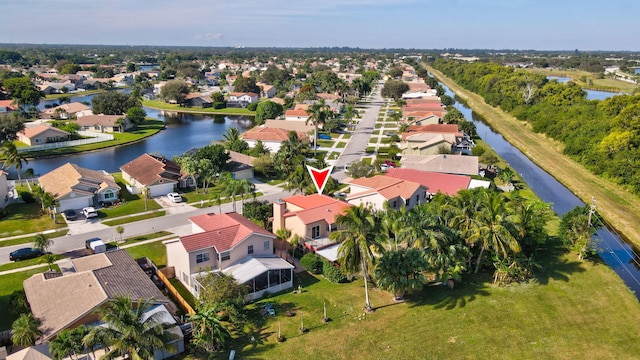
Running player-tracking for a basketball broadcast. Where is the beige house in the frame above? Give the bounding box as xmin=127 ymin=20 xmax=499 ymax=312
xmin=165 ymin=212 xmax=293 ymax=301
xmin=42 ymin=102 xmax=91 ymax=119
xmin=23 ymin=250 xmax=178 ymax=343
xmin=241 ymin=126 xmax=308 ymax=153
xmin=227 ymin=150 xmax=255 ymax=180
xmin=75 ymin=114 xmax=131 ymax=133
xmin=346 ymin=175 xmax=427 ymax=211
xmin=400 ymin=154 xmax=479 ymax=176
xmin=120 ymin=153 xmax=193 ymax=197
xmin=0 ymin=170 xmax=10 ymax=209
xmin=273 ymin=194 xmax=351 ymax=252
xmin=38 ymin=163 xmax=120 ymax=212
xmin=401 ymin=133 xmax=457 ymax=156
xmin=17 ymin=125 xmax=70 ymax=146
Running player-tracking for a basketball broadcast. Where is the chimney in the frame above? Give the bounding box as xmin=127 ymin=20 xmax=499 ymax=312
xmin=273 ymin=199 xmax=286 ymax=232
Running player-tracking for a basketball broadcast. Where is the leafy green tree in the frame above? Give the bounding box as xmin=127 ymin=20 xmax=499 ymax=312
xmin=248 ymin=140 xmax=269 ymax=157
xmin=346 ymin=159 xmax=375 ymax=179
xmin=83 ymin=296 xmax=172 ymax=360
xmin=387 ymin=67 xmax=403 ymax=78
xmin=92 ymin=92 xmax=140 ymax=115
xmin=125 ymin=106 xmax=147 ymax=126
xmin=4 ymin=77 xmax=42 ymax=108
xmin=222 ymin=127 xmax=249 ymax=153
xmin=331 ymin=205 xmax=384 ymax=311
xmin=59 ymin=63 xmax=81 ymax=75
xmin=559 ymin=205 xmax=600 ymax=260
xmin=11 ymin=313 xmax=41 ymax=347
xmin=1 ymin=141 xmax=28 ymax=184
xmin=254 ymin=101 xmax=284 ymax=124
xmin=33 ymin=233 xmax=53 ymax=252
xmin=197 ymin=273 xmax=248 ymax=327
xmin=374 ymin=248 xmax=428 ymax=300
xmin=381 ymin=80 xmax=409 ymax=101
xmin=189 ymin=307 xmax=231 ymax=353
xmin=159 ymin=79 xmax=189 ymax=104
xmin=232 ymin=76 xmax=260 ymax=94
xmin=242 ymin=200 xmax=272 ymax=228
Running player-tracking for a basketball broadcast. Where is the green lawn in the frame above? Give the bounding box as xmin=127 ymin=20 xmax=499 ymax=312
xmin=100 ymin=173 xmax=163 ymax=217
xmin=0 ymin=254 xmax=65 ymax=272
xmin=107 ymin=231 xmax=173 ymax=246
xmin=102 ymin=211 xmax=166 ymax=226
xmin=317 ymin=140 xmax=334 ymax=147
xmin=124 ymin=240 xmax=167 ymax=267
xmin=142 ymin=100 xmax=256 ymax=116
xmin=0 ymin=230 xmax=68 ymax=248
xmin=374 ymin=124 xmax=383 ymax=129
xmin=0 ymin=203 xmax=66 ymax=237
xmin=341 ymin=133 xmax=351 ymax=139
xmin=327 ymin=152 xmax=340 ymax=160
xmin=336 ymin=142 xmax=346 ymax=149
xmin=44 ymin=89 xmax=107 ymax=100
xmin=17 ymin=120 xmax=165 ymax=158
xmin=169 ymin=278 xmax=198 ymax=309
xmin=0 ymin=268 xmax=49 ymax=330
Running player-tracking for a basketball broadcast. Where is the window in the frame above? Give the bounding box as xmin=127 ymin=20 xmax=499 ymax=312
xmin=182 ymin=272 xmax=190 ymax=285
xmin=248 ymin=245 xmax=254 ymax=254
xmin=35 ymin=138 xmax=42 ymax=143
xmin=392 ymin=200 xmax=397 ymax=208
xmin=196 ymin=252 xmax=210 ymax=264
xmin=405 ymin=199 xmax=410 ymax=207
xmin=264 ymin=240 xmax=270 ymax=250
xmin=311 ymin=225 xmax=320 ymax=239
xmin=104 ymin=190 xmax=115 ymax=199
xmin=220 ymin=251 xmax=230 ymax=261
xmin=416 ymin=194 xmax=420 ymax=202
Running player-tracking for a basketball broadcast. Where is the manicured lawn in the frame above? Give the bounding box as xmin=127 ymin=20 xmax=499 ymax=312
xmin=100 ymin=173 xmax=163 ymax=217
xmin=102 ymin=211 xmax=166 ymax=226
xmin=124 ymin=240 xmax=167 ymax=267
xmin=0 ymin=254 xmax=65 ymax=272
xmin=108 ymin=231 xmax=173 ymax=246
xmin=341 ymin=134 xmax=351 ymax=139
xmin=0 ymin=203 xmax=66 ymax=237
xmin=336 ymin=142 xmax=346 ymax=149
xmin=327 ymin=152 xmax=340 ymax=160
xmin=0 ymin=268 xmax=49 ymax=330
xmin=317 ymin=140 xmax=333 ymax=147
xmin=142 ymin=100 xmax=256 ymax=116
xmin=44 ymin=89 xmax=107 ymax=99
xmin=0 ymin=230 xmax=68 ymax=248
xmin=18 ymin=120 xmax=165 ymax=158
xmin=374 ymin=124 xmax=382 ymax=129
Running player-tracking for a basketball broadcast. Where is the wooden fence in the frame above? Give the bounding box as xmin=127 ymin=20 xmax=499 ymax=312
xmin=157 ymin=267 xmax=195 ymax=315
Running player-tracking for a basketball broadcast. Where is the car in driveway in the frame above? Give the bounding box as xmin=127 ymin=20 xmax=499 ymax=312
xmin=82 ymin=207 xmax=98 ymax=219
xmin=63 ymin=209 xmax=78 ymax=221
xmin=167 ymin=192 xmax=182 ymax=203
xmin=10 ymin=247 xmax=43 ymax=261
xmin=317 ymin=134 xmax=332 ymax=140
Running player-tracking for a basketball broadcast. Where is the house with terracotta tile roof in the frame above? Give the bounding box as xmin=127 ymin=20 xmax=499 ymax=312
xmin=16 ymin=125 xmax=70 ymax=146
xmin=241 ymin=126 xmax=308 ymax=153
xmin=403 ymin=111 xmax=442 ymax=125
xmin=38 ymin=162 xmax=120 ymax=211
xmin=284 ymin=108 xmax=311 ymax=121
xmin=120 ymin=153 xmax=193 ymax=197
xmin=0 ymin=99 xmax=18 ymax=113
xmin=386 ymin=168 xmax=472 ymax=196
xmin=75 ymin=114 xmax=131 ymax=133
xmin=165 ymin=212 xmax=293 ymax=300
xmin=23 ymin=250 xmax=179 ymax=344
xmin=346 ymin=175 xmax=427 ymax=211
xmin=273 ymin=194 xmax=352 ymax=251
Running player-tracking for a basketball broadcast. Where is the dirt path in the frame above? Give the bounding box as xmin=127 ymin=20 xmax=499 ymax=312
xmin=426 ymin=65 xmax=640 ymax=247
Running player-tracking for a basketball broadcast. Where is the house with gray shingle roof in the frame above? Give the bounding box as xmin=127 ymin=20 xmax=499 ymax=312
xmin=165 ymin=212 xmax=294 ymax=301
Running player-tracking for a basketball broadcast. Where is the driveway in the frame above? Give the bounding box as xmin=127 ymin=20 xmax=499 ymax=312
xmin=153 ymin=195 xmax=198 ymax=215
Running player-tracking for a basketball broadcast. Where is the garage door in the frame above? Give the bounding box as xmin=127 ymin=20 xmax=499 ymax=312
xmin=149 ymin=182 xmax=175 ymax=198
xmin=59 ymin=196 xmax=92 ymax=212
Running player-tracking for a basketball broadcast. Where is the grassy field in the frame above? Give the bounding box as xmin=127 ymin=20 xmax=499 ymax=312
xmin=102 ymin=211 xmax=166 ymax=226
xmin=16 ymin=120 xmax=165 ymax=158
xmin=521 ymin=68 xmax=637 ymax=93
xmin=427 ymin=65 xmax=640 ymax=248
xmin=0 ymin=268 xmax=49 ymax=330
xmin=0 ymin=230 xmax=68 ymax=248
xmin=124 ymin=240 xmax=167 ymax=267
xmin=216 ymin=239 xmax=640 ymax=359
xmin=0 ymin=203 xmax=66 ymax=237
xmin=142 ymin=100 xmax=256 ymax=116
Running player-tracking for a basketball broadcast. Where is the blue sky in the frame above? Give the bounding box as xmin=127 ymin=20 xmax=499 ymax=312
xmin=1 ymin=0 xmax=638 ymax=50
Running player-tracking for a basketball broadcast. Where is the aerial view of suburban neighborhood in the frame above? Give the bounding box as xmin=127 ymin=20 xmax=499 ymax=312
xmin=1 ymin=1 xmax=640 ymax=359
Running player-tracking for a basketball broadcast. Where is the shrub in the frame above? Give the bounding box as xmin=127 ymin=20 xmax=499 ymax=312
xmin=247 ymin=102 xmax=259 ymax=111
xmin=213 ymin=102 xmax=226 ymax=109
xmin=9 ymin=290 xmax=30 ymax=318
xmin=0 ymin=208 xmax=8 ymax=219
xmin=19 ymin=191 xmax=35 ymax=203
xmin=300 ymin=253 xmax=323 ymax=274
xmin=323 ymin=261 xmax=347 ymax=283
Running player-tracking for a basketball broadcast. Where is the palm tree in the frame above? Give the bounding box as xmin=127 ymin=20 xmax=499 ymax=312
xmin=41 ymin=253 xmax=56 ymax=271
xmin=330 ymin=205 xmax=384 ymax=311
xmin=306 ymin=99 xmax=332 ymax=155
xmin=142 ymin=185 xmax=150 ymax=211
xmin=11 ymin=313 xmax=41 ymax=347
xmin=275 ymin=228 xmax=293 ymax=258
xmin=33 ymin=233 xmax=53 ymax=252
xmin=2 ymin=141 xmax=28 ymax=185
xmin=467 ymin=191 xmax=520 ymax=273
xmin=237 ymin=178 xmax=255 ymax=205
xmin=343 ymin=104 xmax=359 ymax=130
xmin=189 ymin=307 xmax=231 ymax=352
xmin=50 ymin=326 xmax=89 ymax=360
xmin=83 ymin=296 xmax=172 ymax=360
xmin=374 ymin=248 xmax=428 ymax=300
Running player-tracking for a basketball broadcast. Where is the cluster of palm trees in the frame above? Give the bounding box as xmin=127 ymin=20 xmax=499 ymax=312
xmin=330 ymin=187 xmax=553 ymax=310
xmin=212 ymin=173 xmax=256 ymax=212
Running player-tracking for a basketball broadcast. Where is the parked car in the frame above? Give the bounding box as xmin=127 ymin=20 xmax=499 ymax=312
xmin=10 ymin=248 xmax=43 ymax=261
xmin=318 ymin=134 xmax=332 ymax=140
xmin=167 ymin=192 xmax=182 ymax=203
xmin=82 ymin=207 xmax=98 ymax=219
xmin=63 ymin=209 xmax=78 ymax=221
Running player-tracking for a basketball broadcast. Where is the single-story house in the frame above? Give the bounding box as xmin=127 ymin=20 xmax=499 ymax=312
xmin=120 ymin=153 xmax=193 ymax=197
xmin=400 ymin=154 xmax=479 ymax=176
xmin=38 ymin=162 xmax=120 ymax=212
xmin=165 ymin=212 xmax=294 ymax=301
xmin=346 ymin=175 xmax=427 ymax=211
xmin=0 ymin=99 xmax=18 ymax=113
xmin=284 ymin=109 xmax=310 ymax=122
xmin=185 ymin=93 xmax=213 ymax=107
xmin=385 ymin=168 xmax=472 ymax=196
xmin=42 ymin=102 xmax=91 ymax=119
xmin=227 ymin=150 xmax=256 ymax=180
xmin=23 ymin=250 xmax=179 ymax=345
xmin=241 ymin=126 xmax=308 ymax=153
xmin=75 ymin=114 xmax=132 ymax=133
xmin=228 ymin=92 xmax=259 ymax=105
xmin=401 ymin=133 xmax=457 ymax=156
xmin=17 ymin=125 xmax=70 ymax=146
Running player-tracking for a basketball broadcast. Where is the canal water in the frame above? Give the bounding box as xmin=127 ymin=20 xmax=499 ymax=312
xmin=442 ymin=83 xmax=640 ymax=298
xmin=546 ymin=76 xmax=624 ymax=100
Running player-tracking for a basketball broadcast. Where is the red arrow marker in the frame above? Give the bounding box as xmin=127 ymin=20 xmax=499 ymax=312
xmin=306 ymin=165 xmax=334 ymax=195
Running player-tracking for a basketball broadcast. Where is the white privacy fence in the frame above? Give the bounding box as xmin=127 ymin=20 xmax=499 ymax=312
xmin=17 ymin=131 xmax=114 ymax=153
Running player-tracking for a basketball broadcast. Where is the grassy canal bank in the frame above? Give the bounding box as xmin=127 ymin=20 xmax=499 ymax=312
xmin=142 ymin=100 xmax=256 ymax=117
xmin=427 ymin=65 xmax=640 ymax=248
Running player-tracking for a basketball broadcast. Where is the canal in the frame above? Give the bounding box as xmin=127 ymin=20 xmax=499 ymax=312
xmin=441 ymin=83 xmax=640 ymax=298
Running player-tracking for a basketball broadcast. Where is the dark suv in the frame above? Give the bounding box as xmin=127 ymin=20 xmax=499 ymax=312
xmin=9 ymin=248 xmax=43 ymax=261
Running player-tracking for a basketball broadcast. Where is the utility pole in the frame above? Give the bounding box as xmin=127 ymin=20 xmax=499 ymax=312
xmin=588 ymin=196 xmax=597 ymax=227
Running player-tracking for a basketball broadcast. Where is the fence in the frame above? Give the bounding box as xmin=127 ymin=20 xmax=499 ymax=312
xmin=158 ymin=267 xmax=196 ymax=315
xmin=17 ymin=131 xmax=114 ymax=153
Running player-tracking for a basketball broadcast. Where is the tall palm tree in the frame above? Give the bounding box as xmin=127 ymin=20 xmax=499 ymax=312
xmin=219 ymin=173 xmax=240 ymax=212
xmin=2 ymin=141 xmax=28 ymax=185
xmin=237 ymin=178 xmax=255 ymax=205
xmin=83 ymin=296 xmax=172 ymax=360
xmin=467 ymin=191 xmax=520 ymax=273
xmin=330 ymin=205 xmax=384 ymax=311
xmin=11 ymin=313 xmax=41 ymax=347
xmin=189 ymin=306 xmax=231 ymax=352
xmin=50 ymin=326 xmax=89 ymax=360
xmin=222 ymin=127 xmax=242 ymax=150
xmin=33 ymin=233 xmax=53 ymax=253
xmin=306 ymin=99 xmax=331 ymax=155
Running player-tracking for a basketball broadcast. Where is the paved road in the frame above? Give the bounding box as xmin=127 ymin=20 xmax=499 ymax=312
xmin=0 ymin=184 xmax=291 ymax=266
xmin=332 ymin=83 xmax=384 ymax=182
